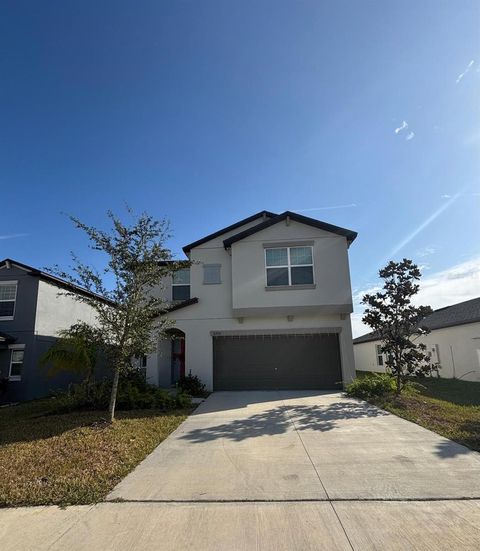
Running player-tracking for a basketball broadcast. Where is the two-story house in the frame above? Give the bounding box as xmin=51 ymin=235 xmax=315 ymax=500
xmin=148 ymin=210 xmax=358 ymax=391
xmin=0 ymin=259 xmax=106 ymax=402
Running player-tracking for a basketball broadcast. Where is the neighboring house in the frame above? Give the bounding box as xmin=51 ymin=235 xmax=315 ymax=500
xmin=0 ymin=259 xmax=107 ymax=402
xmin=353 ymin=297 xmax=480 ymax=382
xmin=146 ymin=210 xmax=358 ymax=391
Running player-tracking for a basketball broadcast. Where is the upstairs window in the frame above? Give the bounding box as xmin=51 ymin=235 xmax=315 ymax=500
xmin=0 ymin=282 xmax=17 ymax=319
xmin=203 ymin=264 xmax=221 ymax=285
xmin=172 ymin=268 xmax=190 ymax=301
xmin=265 ymin=246 xmax=314 ymax=287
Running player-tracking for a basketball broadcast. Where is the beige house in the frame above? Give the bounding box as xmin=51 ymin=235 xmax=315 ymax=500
xmin=353 ymin=298 xmax=480 ymax=382
xmin=146 ymin=210 xmax=358 ymax=391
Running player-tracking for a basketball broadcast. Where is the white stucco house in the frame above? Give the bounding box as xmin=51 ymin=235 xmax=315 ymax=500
xmin=146 ymin=210 xmax=358 ymax=392
xmin=353 ymin=297 xmax=480 ymax=382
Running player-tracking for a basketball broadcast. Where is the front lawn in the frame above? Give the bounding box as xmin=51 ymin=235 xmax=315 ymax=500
xmin=0 ymin=400 xmax=190 ymax=507
xmin=357 ymin=373 xmax=480 ymax=452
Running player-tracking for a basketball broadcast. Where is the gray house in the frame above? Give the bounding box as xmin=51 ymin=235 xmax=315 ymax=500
xmin=0 ymin=259 xmax=107 ymax=402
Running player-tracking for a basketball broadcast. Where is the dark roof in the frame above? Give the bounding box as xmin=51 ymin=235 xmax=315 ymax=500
xmin=182 ymin=211 xmax=276 ymax=254
xmin=353 ymin=297 xmax=480 ymax=344
xmin=164 ymin=297 xmax=199 ymax=313
xmin=0 ymin=258 xmax=115 ymax=306
xmin=0 ymin=331 xmax=16 ymax=344
xmin=223 ymin=211 xmax=358 ymax=248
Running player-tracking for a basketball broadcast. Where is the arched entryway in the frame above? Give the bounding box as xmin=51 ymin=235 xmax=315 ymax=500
xmin=167 ymin=328 xmax=186 ymax=385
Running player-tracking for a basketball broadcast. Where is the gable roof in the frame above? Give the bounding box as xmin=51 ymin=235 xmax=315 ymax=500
xmin=223 ymin=211 xmax=358 ymax=248
xmin=353 ymin=297 xmax=480 ymax=344
xmin=0 ymin=258 xmax=115 ymax=306
xmin=182 ymin=210 xmax=276 ymax=254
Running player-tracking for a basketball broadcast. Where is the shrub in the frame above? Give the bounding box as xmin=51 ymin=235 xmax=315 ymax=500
xmin=177 ymin=374 xmax=207 ymax=397
xmin=48 ymin=372 xmax=192 ymax=414
xmin=346 ymin=373 xmax=396 ymax=401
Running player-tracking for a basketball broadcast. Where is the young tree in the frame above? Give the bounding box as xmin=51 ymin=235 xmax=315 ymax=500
xmin=362 ymin=259 xmax=435 ymax=395
xmin=39 ymin=322 xmax=104 ymax=388
xmin=49 ymin=209 xmax=186 ymax=422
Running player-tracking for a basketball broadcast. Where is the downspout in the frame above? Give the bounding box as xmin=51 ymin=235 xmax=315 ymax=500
xmin=450 ymin=345 xmax=456 ymax=379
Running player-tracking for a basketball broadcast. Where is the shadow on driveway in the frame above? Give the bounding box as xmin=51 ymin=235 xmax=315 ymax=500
xmin=180 ymin=401 xmax=388 ymax=443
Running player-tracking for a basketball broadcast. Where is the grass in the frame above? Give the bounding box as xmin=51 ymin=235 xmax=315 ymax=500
xmin=0 ymin=399 xmax=191 ymax=507
xmin=356 ymin=372 xmax=480 ymax=452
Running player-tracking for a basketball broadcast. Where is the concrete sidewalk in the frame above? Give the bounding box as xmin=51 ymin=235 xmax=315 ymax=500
xmin=2 ymin=500 xmax=480 ymax=550
xmin=3 ymin=391 xmax=480 ymax=549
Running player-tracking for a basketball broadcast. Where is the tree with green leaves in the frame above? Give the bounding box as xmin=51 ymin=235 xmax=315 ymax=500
xmin=39 ymin=322 xmax=104 ymax=388
xmin=49 ymin=209 xmax=187 ymax=422
xmin=362 ymin=259 xmax=436 ymax=395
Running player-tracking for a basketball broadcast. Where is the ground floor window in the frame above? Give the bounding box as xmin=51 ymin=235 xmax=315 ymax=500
xmin=375 ymin=344 xmax=384 ymax=367
xmin=9 ymin=347 xmax=24 ymax=381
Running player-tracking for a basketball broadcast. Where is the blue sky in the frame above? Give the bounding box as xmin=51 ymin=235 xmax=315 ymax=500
xmin=1 ymin=1 xmax=479 ymax=335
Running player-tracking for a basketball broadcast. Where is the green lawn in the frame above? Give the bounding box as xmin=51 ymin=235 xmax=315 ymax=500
xmin=357 ymin=372 xmax=480 ymax=452
xmin=0 ymin=400 xmax=190 ymax=507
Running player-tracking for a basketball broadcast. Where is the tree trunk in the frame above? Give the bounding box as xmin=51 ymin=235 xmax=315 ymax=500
xmin=108 ymin=366 xmax=121 ymax=423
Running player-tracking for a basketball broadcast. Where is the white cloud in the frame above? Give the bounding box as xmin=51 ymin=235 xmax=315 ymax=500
xmin=405 ymin=131 xmax=415 ymax=141
xmin=456 ymin=60 xmax=475 ymax=84
xmin=416 ymin=246 xmax=436 ymax=257
xmin=351 ymin=256 xmax=480 ymax=337
xmin=441 ymin=194 xmax=451 ymax=199
xmin=394 ymin=121 xmax=408 ymax=134
xmin=0 ymin=233 xmax=28 ymax=241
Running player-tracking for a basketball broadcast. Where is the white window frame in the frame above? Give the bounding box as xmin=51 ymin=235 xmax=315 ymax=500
xmin=0 ymin=281 xmax=18 ymax=321
xmin=8 ymin=344 xmax=25 ymax=381
xmin=172 ymin=268 xmax=191 ymax=301
xmin=376 ymin=344 xmax=384 ymax=367
xmin=264 ymin=246 xmax=315 ymax=287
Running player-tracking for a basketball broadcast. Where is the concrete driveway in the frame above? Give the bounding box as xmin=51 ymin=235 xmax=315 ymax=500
xmin=3 ymin=391 xmax=480 ymax=550
xmin=108 ymin=390 xmax=480 ymax=501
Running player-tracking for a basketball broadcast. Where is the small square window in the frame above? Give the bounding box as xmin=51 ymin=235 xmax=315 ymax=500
xmin=203 ymin=264 xmax=221 ymax=285
xmin=266 ymin=248 xmax=288 ymax=267
xmin=266 ymin=267 xmax=289 ymax=286
xmin=291 ymin=266 xmax=314 ymax=285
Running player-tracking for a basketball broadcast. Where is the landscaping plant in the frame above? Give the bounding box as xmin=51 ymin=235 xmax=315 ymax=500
xmin=362 ymin=258 xmax=437 ymax=395
xmin=48 ymin=208 xmax=189 ymax=422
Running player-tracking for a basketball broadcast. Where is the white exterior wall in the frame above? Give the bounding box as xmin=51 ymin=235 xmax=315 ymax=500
xmin=34 ymin=280 xmax=98 ymax=336
xmin=231 ymin=220 xmax=353 ymax=314
xmin=172 ymin=309 xmax=356 ymax=391
xmin=150 ymin=216 xmax=356 ymax=391
xmin=354 ymin=322 xmax=480 ymax=382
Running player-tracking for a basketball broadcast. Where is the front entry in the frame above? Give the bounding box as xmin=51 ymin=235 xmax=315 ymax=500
xmin=171 ymin=336 xmax=185 ymax=384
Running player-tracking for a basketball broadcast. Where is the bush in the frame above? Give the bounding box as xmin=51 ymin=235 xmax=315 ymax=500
xmin=346 ymin=373 xmax=396 ymax=400
xmin=48 ymin=372 xmax=192 ymax=414
xmin=177 ymin=374 xmax=207 ymax=397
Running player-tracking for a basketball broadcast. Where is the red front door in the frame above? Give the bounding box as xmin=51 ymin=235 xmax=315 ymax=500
xmin=171 ymin=337 xmax=185 ymax=383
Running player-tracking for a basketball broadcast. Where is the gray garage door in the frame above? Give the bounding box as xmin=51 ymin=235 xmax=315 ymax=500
xmin=213 ymin=333 xmax=342 ymax=391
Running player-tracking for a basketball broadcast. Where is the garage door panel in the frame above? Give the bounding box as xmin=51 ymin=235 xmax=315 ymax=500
xmin=213 ymin=334 xmax=342 ymax=391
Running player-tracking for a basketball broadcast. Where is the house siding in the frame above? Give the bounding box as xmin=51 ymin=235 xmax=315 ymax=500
xmin=0 ymin=264 xmax=105 ymax=402
xmin=354 ymin=321 xmax=480 ymax=382
xmin=148 ymin=216 xmax=356 ymax=391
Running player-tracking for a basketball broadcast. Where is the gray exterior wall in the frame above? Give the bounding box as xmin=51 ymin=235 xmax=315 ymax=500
xmin=0 ymin=264 xmax=104 ymax=403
